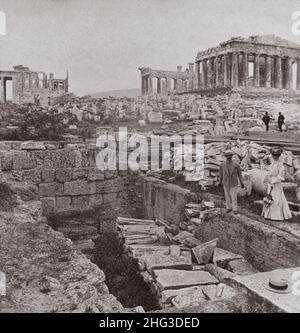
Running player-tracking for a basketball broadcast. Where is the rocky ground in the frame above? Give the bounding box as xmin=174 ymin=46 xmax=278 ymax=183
xmin=0 ymin=199 xmax=124 ymax=313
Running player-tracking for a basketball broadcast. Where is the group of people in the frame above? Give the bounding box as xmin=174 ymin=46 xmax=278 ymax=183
xmin=218 ymin=147 xmax=292 ymax=221
xmin=263 ymin=112 xmax=286 ymax=132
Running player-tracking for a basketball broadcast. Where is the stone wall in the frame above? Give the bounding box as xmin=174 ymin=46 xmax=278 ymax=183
xmin=140 ymin=176 xmax=300 ymax=272
xmin=0 ymin=142 xmax=125 ymax=215
xmin=195 ymin=209 xmax=300 ymax=272
xmin=141 ymin=176 xmax=193 ymax=225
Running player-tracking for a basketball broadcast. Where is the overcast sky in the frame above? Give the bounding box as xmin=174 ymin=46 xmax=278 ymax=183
xmin=0 ymin=0 xmax=299 ymax=96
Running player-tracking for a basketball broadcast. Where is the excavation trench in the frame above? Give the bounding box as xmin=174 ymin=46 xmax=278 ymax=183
xmin=48 ymin=175 xmax=300 ymax=312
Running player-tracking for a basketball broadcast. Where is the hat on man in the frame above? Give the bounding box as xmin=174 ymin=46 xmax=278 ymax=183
xmin=224 ymin=150 xmax=233 ymax=156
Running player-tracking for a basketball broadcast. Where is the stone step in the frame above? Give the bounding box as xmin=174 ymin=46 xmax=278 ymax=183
xmin=128 ymin=245 xmax=171 ymax=258
xmin=124 ymin=236 xmax=158 ymax=245
xmin=117 ymin=217 xmax=156 ymax=225
xmin=139 ymin=253 xmax=193 ymax=271
xmin=57 ymin=226 xmax=98 ymax=241
xmin=153 ymin=269 xmax=218 ymax=291
xmin=213 ymin=248 xmax=243 ymax=268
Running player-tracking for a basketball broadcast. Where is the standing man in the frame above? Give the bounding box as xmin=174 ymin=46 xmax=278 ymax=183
xmin=218 ymin=150 xmax=245 ymax=214
xmin=278 ymin=112 xmax=285 ymax=132
xmin=262 ymin=112 xmax=270 ymax=132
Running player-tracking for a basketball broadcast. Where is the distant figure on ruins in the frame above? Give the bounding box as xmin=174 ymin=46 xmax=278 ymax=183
xmin=218 ymin=150 xmax=245 ymax=214
xmin=278 ymin=112 xmax=285 ymax=132
xmin=262 ymin=147 xmax=292 ymax=221
xmin=262 ymin=112 xmax=270 ymax=132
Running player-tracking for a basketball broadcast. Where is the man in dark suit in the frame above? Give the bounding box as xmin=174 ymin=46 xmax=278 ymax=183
xmin=217 ymin=150 xmax=245 ymax=214
xmin=262 ymin=112 xmax=270 ymax=132
xmin=278 ymin=112 xmax=285 ymax=132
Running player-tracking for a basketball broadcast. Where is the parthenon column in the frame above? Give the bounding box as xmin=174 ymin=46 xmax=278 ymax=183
xmin=265 ymin=55 xmax=272 ymax=88
xmin=176 ymin=78 xmax=183 ymax=93
xmin=222 ymin=54 xmax=228 ymax=87
xmin=297 ymin=60 xmax=300 ymax=91
xmin=254 ymin=54 xmax=260 ymax=87
xmin=285 ymin=58 xmax=293 ymax=90
xmin=166 ymin=77 xmax=171 ymax=93
xmin=215 ymin=56 xmax=220 ymax=87
xmin=0 ymin=76 xmax=5 ymax=102
xmin=231 ymin=53 xmax=239 ymax=87
xmin=195 ymin=62 xmax=200 ymax=91
xmin=275 ymin=56 xmax=282 ymax=89
xmin=157 ymin=78 xmax=161 ymax=94
xmin=202 ymin=60 xmax=207 ymax=89
xmin=141 ymin=77 xmax=145 ymax=95
xmin=207 ymin=58 xmax=212 ymax=89
xmin=147 ymin=76 xmax=153 ymax=94
xmin=242 ymin=53 xmax=248 ymax=87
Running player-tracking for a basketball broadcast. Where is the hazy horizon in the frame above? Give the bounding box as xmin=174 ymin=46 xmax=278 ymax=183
xmin=0 ymin=0 xmax=300 ymax=96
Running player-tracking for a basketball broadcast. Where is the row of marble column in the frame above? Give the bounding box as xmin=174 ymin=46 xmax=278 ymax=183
xmin=195 ymin=53 xmax=300 ymax=90
xmin=0 ymin=76 xmax=7 ymax=102
xmin=141 ymin=75 xmax=193 ymax=95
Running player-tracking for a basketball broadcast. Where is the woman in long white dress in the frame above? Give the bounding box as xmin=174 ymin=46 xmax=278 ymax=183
xmin=262 ymin=147 xmax=292 ymax=221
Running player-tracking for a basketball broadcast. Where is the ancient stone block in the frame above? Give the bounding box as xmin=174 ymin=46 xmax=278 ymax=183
xmin=140 ymin=254 xmax=192 ymax=271
xmin=192 ymin=238 xmax=218 ymax=264
xmin=72 ymin=168 xmax=89 ymax=180
xmin=40 ymin=197 xmax=56 ymax=215
xmin=103 ymin=192 xmax=118 ymax=204
xmin=56 ymin=196 xmax=72 ymax=211
xmin=104 ymin=170 xmax=118 ymax=179
xmin=56 ymin=168 xmax=73 ymax=183
xmin=72 ymin=195 xmax=90 ymax=210
xmin=183 ymin=236 xmax=203 ymax=248
xmin=0 ymin=142 xmax=11 ymax=150
xmin=172 ymin=231 xmax=194 ymax=243
xmin=41 ymin=169 xmax=56 ymax=183
xmin=0 ymin=151 xmax=13 ymax=171
xmin=161 ymin=286 xmax=207 ymax=306
xmin=39 ymin=182 xmax=64 ymax=197
xmin=9 ymin=183 xmax=39 ymax=201
xmin=64 ymin=180 xmax=96 ymax=196
xmin=22 ymin=169 xmax=42 ymax=184
xmin=96 ymin=179 xmax=122 ymax=194
xmin=213 ymin=248 xmax=243 ymax=268
xmin=227 ymin=258 xmax=257 ymax=275
xmin=88 ymin=168 xmax=105 ymax=181
xmin=89 ymin=194 xmax=103 ymax=207
xmin=13 ymin=151 xmax=36 ymax=170
xmin=201 ymin=283 xmax=237 ymax=301
xmin=20 ymin=142 xmax=46 ymax=150
xmin=153 ymin=269 xmax=218 ymax=291
xmin=205 ymin=264 xmax=236 ymax=282
xmin=43 ymin=150 xmax=75 ymax=169
xmin=170 ymin=245 xmax=181 ymax=256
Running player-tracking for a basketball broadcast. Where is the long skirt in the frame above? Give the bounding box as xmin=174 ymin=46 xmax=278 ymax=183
xmin=262 ymin=182 xmax=292 ymax=221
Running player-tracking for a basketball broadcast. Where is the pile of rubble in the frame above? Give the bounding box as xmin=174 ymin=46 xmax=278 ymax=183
xmin=202 ymin=140 xmax=299 ymax=188
xmin=117 ymin=215 xmax=256 ymax=310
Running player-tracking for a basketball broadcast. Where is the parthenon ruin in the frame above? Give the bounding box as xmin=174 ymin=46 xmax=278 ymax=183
xmin=139 ymin=64 xmax=195 ymax=95
xmin=139 ymin=35 xmax=300 ymax=95
xmin=0 ymin=65 xmax=69 ymax=106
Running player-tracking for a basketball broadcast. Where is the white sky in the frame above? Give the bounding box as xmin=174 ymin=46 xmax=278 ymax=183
xmin=0 ymin=0 xmax=299 ymax=96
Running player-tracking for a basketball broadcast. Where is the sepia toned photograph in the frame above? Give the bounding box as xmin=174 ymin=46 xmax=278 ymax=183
xmin=0 ymin=0 xmax=300 ymax=319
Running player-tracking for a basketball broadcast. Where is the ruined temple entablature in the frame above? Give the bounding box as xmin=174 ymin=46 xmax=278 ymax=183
xmin=194 ymin=35 xmax=300 ymax=93
xmin=138 ymin=64 xmax=195 ymax=95
xmin=0 ymin=65 xmax=69 ymax=106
